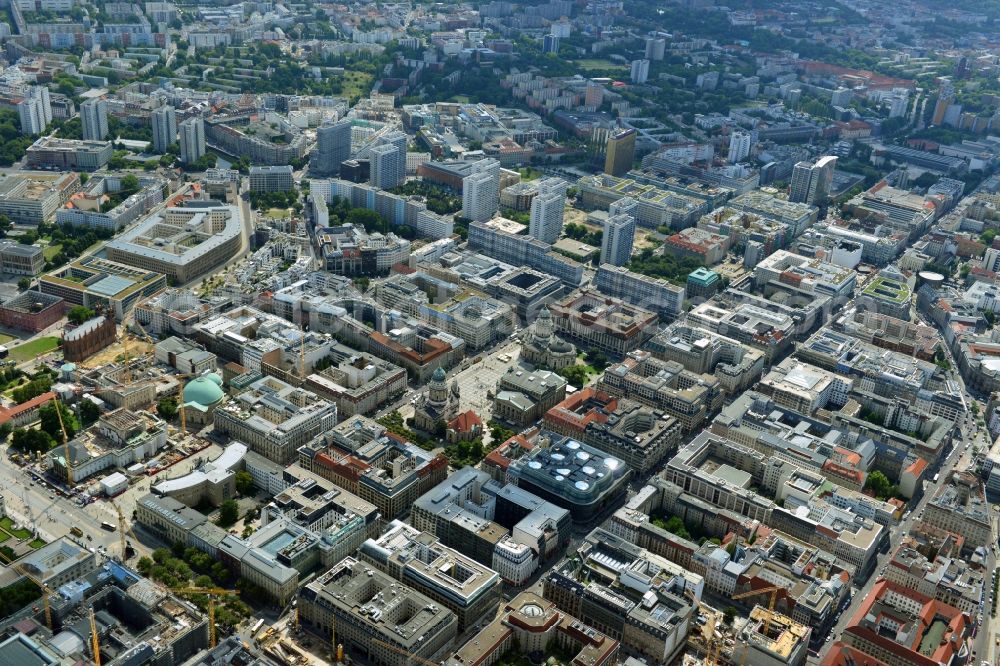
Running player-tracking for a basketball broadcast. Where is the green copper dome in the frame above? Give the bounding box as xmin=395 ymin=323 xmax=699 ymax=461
xmin=183 ymin=375 xmax=224 ymax=407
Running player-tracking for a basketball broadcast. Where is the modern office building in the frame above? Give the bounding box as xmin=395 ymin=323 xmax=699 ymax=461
xmin=508 ymin=436 xmax=630 ymax=522
xmin=25 ymin=137 xmax=113 ymax=171
xmin=461 ymin=158 xmax=500 ymax=223
xmin=600 ymin=211 xmax=636 ymax=266
xmin=17 ymin=86 xmax=51 ymax=135
xmin=151 ymin=104 xmax=177 ymax=154
xmin=789 ymin=156 xmax=837 ymax=205
xmin=39 ymin=255 xmax=167 ymax=320
xmin=249 ymin=165 xmax=294 ymax=193
xmin=104 ymin=203 xmax=243 ymax=284
xmin=469 ymin=219 xmax=585 ymax=286
xmin=80 ymin=98 xmax=108 ymax=141
xmin=299 ymin=557 xmax=458 ymax=666
xmin=178 ymin=116 xmax=205 ymax=165
xmin=214 ymin=375 xmax=337 ymax=464
xmin=605 ymin=128 xmax=637 ymax=177
xmin=0 ymin=171 xmax=80 ymax=225
xmin=549 ymin=288 xmax=658 ymax=357
xmin=595 ymin=263 xmax=685 ymax=318
xmin=358 ymin=520 xmax=502 ymax=632
xmin=312 ymin=119 xmax=353 ymax=176
xmin=0 ymin=241 xmax=44 ymax=275
xmin=527 ymin=177 xmax=567 ymax=244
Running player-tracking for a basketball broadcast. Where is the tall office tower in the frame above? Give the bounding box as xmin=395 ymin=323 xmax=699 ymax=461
xmin=80 ymin=98 xmax=109 ymax=141
xmin=312 ymin=119 xmax=352 ymax=176
xmin=370 ymin=144 xmax=405 ymax=190
xmin=728 ymin=130 xmax=752 ymax=164
xmin=461 ymin=158 xmax=501 ymax=223
xmin=630 ymin=59 xmax=650 ymax=84
xmin=32 ymin=86 xmax=51 ymax=126
xmin=789 ymin=156 xmax=837 ymax=205
xmin=604 ymin=128 xmax=637 ymax=177
xmin=151 ymin=105 xmax=177 ymax=154
xmin=601 ymin=212 xmax=636 ymax=266
xmin=528 ymin=177 xmax=567 ymax=244
xmin=645 ymin=37 xmax=666 ymax=61
xmin=543 ymin=34 xmax=559 ymax=54
xmin=178 ymin=117 xmax=206 ymax=165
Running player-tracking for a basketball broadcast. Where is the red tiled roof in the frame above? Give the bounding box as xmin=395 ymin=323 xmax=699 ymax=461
xmin=448 ymin=410 xmax=482 ymax=433
xmin=0 ymin=391 xmax=56 ymax=425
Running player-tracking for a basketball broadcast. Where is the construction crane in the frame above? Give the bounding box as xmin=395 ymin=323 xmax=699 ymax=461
xmin=372 ymin=639 xmax=440 ymax=666
xmin=111 ymin=502 xmax=131 ymax=559
xmin=685 ymin=589 xmax=720 ymax=666
xmin=173 ymin=587 xmax=239 ymax=648
xmin=731 ymin=584 xmax=785 ymax=637
xmin=89 ymin=606 xmax=101 ymax=666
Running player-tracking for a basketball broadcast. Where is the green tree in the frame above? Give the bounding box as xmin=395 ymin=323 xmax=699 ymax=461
xmin=78 ymin=399 xmax=101 ymax=425
xmin=217 ymin=499 xmax=239 ymax=527
xmin=234 ymin=471 xmax=253 ymax=496
xmin=17 ymin=278 xmax=30 ymax=290
xmin=560 ymin=365 xmax=590 ymax=387
xmin=863 ymin=470 xmax=897 ymax=500
xmin=723 ymin=606 xmax=737 ymax=625
xmin=0 ymin=423 xmax=11 ymax=442
xmin=66 ymin=305 xmax=95 ymax=325
xmin=38 ymin=401 xmax=78 ymax=443
xmin=10 ymin=427 xmax=54 ymax=453
xmin=156 ymin=397 xmax=178 ymax=421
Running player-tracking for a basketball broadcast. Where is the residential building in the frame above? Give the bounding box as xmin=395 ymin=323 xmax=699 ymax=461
xmin=527 ymin=177 xmax=567 ymax=244
xmin=151 ymin=104 xmax=177 ymax=154
xmin=729 ymin=130 xmax=752 ymax=164
xmin=80 ymin=98 xmax=108 ymax=141
xmin=789 ymin=157 xmax=837 ymax=205
xmin=600 ymin=211 xmax=635 ymax=266
xmin=461 ymin=158 xmax=500 ymax=223
xmin=178 ymin=117 xmax=205 ymax=165
xmin=370 ymin=142 xmax=405 ymax=190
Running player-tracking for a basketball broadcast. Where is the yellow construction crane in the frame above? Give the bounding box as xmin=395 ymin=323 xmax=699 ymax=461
xmin=111 ymin=502 xmax=138 ymax=560
xmin=685 ymin=589 xmax=720 ymax=666
xmin=731 ymin=584 xmax=785 ymax=636
xmin=51 ymin=396 xmax=73 ymax=485
xmin=89 ymin=606 xmax=101 ymax=666
xmin=173 ymin=587 xmax=239 ymax=648
xmin=372 ymin=639 xmax=440 ymax=666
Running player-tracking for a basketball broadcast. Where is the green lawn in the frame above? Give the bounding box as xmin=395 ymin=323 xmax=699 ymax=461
xmin=0 ymin=333 xmax=16 ymax=346
xmin=42 ymin=244 xmax=62 ymax=260
xmin=0 ymin=532 xmax=10 ymax=544
xmin=0 ymin=517 xmax=30 ymax=540
xmin=341 ymin=71 xmax=373 ymax=101
xmin=28 ymin=538 xmax=45 ymax=549
xmin=575 ymin=59 xmax=627 ymax=71
xmin=9 ymin=337 xmax=59 ymax=362
xmin=264 ymin=208 xmax=290 ymax=220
